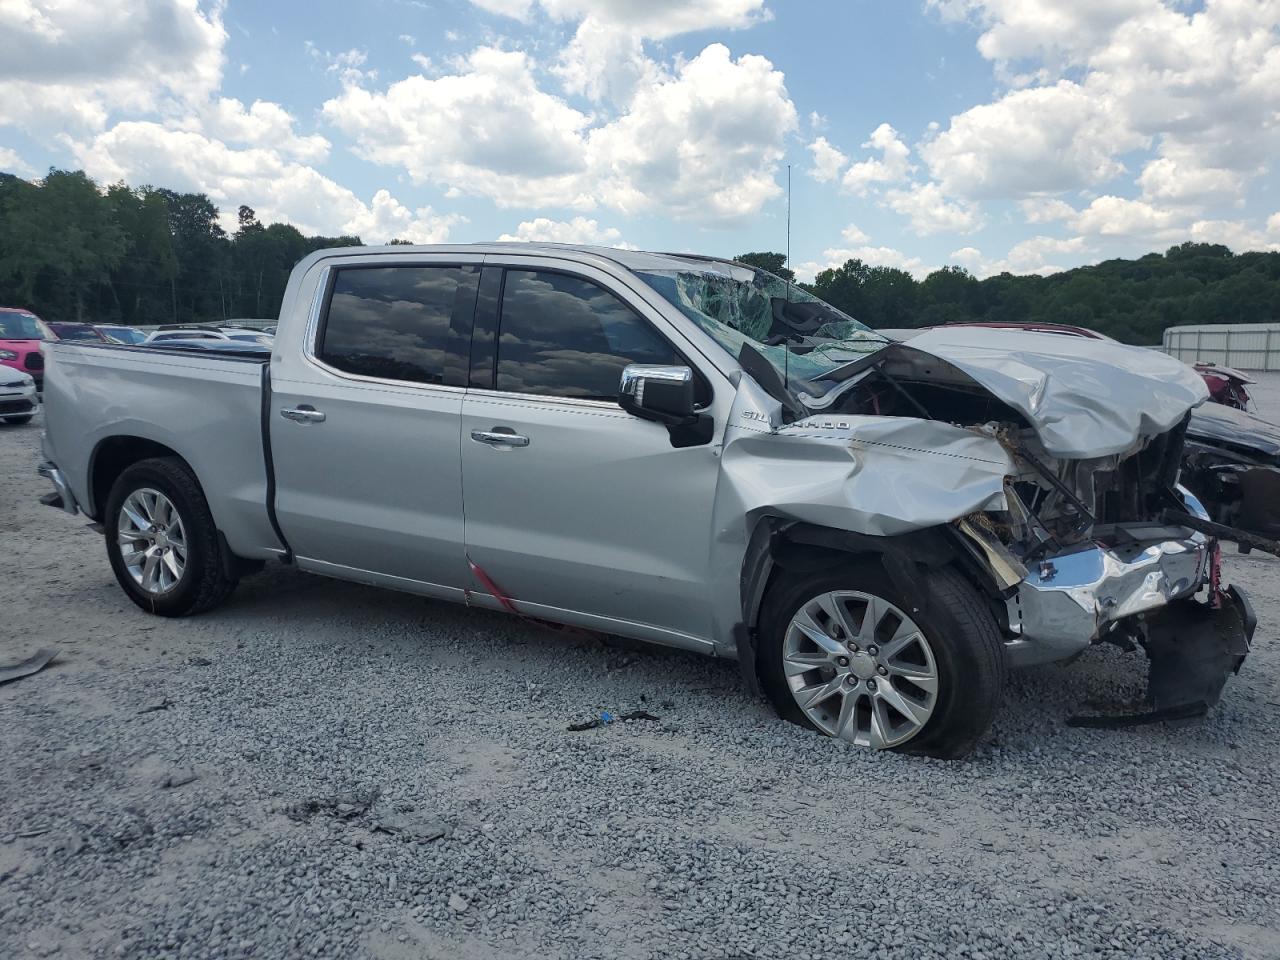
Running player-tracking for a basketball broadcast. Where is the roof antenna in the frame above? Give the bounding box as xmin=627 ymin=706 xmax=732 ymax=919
xmin=786 ymin=163 xmax=791 ymax=281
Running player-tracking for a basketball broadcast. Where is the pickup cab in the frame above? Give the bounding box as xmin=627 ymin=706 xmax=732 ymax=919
xmin=38 ymin=245 xmax=1256 ymax=758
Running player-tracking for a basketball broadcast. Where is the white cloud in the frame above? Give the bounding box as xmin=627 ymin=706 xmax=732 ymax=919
xmin=498 ymin=216 xmax=632 ymax=247
xmin=921 ymin=81 xmax=1144 ymax=198
xmin=75 ymin=121 xmax=461 ymax=243
xmin=946 ymin=236 xmax=1092 ymax=278
xmin=1070 ymin=195 xmax=1181 ymax=238
xmin=1019 ymin=197 xmax=1076 ymax=223
xmin=323 ymin=46 xmax=595 ymax=210
xmin=806 ymin=137 xmax=847 ymax=183
xmin=926 ymin=0 xmax=1149 ymax=67
xmin=1187 ymin=219 xmax=1280 ymax=253
xmin=841 ymin=123 xmax=912 ymax=195
xmin=884 ymin=181 xmax=982 ymax=235
xmin=0 ymin=0 xmax=225 ymax=136
xmin=949 ymin=246 xmax=985 ymax=271
xmin=552 ymin=17 xmax=660 ymax=105
xmin=1269 ymin=212 xmax=1280 ymax=238
xmin=796 ymin=245 xmax=931 ymax=283
xmin=0 ymin=146 xmax=35 ymax=176
xmin=586 ymin=44 xmax=797 ymax=223
xmin=468 ymin=0 xmax=535 ymax=20
xmin=473 ymin=0 xmax=771 ymax=38
xmin=920 ymin=1 xmax=1280 ymax=213
xmin=1137 ymin=152 xmax=1247 ymax=208
xmin=327 ymin=41 xmax=795 ymax=224
xmin=201 ymin=98 xmax=330 ymax=163
xmin=841 ymin=223 xmax=869 ymax=244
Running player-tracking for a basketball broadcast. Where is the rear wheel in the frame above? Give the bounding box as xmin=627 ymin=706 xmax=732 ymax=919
xmin=104 ymin=457 xmax=238 ymax=616
xmin=2 ymin=415 xmax=33 ymax=425
xmin=758 ymin=560 xmax=1005 ymax=759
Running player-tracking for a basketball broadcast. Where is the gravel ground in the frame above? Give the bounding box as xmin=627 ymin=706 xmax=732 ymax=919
xmin=2 ymin=380 xmax=1280 ymax=960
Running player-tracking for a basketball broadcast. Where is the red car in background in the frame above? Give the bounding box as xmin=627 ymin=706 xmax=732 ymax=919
xmin=933 ymin=321 xmax=1253 ymax=411
xmin=0 ymin=307 xmax=53 ymax=391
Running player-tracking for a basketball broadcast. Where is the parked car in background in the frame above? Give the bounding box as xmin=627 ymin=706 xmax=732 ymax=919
xmin=1182 ymin=402 xmax=1280 ymax=540
xmin=37 ymin=244 xmax=1256 ymax=758
xmin=0 ymin=364 xmax=38 ymax=424
xmin=0 ymin=307 xmax=52 ymax=390
xmin=220 ymin=329 xmax=274 ymax=347
xmin=145 ymin=328 xmax=230 ymax=344
xmin=47 ymin=322 xmax=110 ymax=343
xmin=1194 ymin=362 xmax=1253 ymax=411
xmin=95 ymin=325 xmax=148 ymax=345
xmin=143 ymin=338 xmax=272 ymax=356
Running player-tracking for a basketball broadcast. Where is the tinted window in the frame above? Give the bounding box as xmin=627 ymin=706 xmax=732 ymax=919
xmin=320 ymin=266 xmax=476 ymax=384
xmin=496 ymin=270 xmax=677 ymax=401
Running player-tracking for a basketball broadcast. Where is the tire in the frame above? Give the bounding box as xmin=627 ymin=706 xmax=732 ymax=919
xmin=104 ymin=457 xmax=238 ymax=617
xmin=2 ymin=415 xmax=33 ymax=425
xmin=758 ymin=559 xmax=1005 ymax=759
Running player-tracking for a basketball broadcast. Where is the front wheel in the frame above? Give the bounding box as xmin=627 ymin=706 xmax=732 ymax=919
xmin=104 ymin=457 xmax=238 ymax=616
xmin=758 ymin=560 xmax=1006 ymax=759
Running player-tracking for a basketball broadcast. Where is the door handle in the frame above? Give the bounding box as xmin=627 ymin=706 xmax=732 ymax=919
xmin=280 ymin=406 xmax=326 ymax=423
xmin=471 ymin=427 xmax=530 ymax=447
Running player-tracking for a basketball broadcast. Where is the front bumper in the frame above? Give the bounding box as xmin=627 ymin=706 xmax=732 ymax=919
xmin=0 ymin=384 xmax=36 ymax=416
xmin=1005 ymin=532 xmax=1210 ymax=667
xmin=38 ymin=460 xmax=80 ymax=515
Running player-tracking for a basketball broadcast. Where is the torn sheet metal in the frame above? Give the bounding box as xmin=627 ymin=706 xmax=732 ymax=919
xmin=718 ymin=378 xmax=1014 ymax=538
xmin=901 ymin=327 xmax=1209 ymax=459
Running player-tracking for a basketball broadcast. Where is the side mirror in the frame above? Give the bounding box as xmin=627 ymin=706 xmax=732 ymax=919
xmin=619 ymin=364 xmax=697 ymax=424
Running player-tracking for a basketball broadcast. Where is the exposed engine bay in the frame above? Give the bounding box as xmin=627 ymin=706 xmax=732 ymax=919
xmin=781 ymin=336 xmax=1259 ymax=721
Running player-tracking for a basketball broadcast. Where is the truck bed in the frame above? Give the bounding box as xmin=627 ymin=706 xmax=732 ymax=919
xmin=41 ymin=342 xmax=284 ymax=559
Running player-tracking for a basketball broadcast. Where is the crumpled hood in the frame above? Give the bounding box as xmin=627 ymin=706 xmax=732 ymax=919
xmin=902 ymin=328 xmax=1209 ymax=459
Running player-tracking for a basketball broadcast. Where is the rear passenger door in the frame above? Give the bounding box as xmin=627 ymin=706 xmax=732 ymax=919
xmin=270 ymin=257 xmax=478 ymax=596
xmin=460 ymin=260 xmax=723 ymax=646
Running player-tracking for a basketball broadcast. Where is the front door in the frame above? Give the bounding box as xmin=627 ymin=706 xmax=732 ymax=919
xmin=271 ymin=258 xmax=479 ymax=594
xmin=460 ymin=262 xmax=723 ymax=642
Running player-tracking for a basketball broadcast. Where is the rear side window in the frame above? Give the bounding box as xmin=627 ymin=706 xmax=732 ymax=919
xmin=319 ymin=265 xmax=477 ymax=384
xmin=496 ymin=270 xmax=677 ymax=401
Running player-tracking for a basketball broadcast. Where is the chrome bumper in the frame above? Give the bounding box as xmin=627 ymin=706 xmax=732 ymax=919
xmin=1004 ymin=533 xmax=1210 ymax=667
xmin=38 ymin=460 xmax=79 ymax=516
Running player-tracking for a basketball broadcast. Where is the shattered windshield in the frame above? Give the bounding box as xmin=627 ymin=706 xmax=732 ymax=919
xmin=636 ymin=263 xmax=887 ymax=395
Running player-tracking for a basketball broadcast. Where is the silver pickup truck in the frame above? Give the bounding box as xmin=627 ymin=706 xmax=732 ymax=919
xmin=39 ymin=244 xmax=1255 ymax=758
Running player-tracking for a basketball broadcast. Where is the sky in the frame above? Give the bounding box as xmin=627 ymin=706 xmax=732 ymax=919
xmin=2 ymin=0 xmax=1279 ymax=281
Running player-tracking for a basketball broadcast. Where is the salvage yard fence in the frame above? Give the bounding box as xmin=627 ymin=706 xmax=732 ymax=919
xmin=1163 ymin=323 xmax=1280 ymax=371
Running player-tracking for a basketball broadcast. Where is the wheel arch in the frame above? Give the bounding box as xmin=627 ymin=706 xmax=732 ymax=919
xmin=88 ymin=435 xmax=193 ymax=521
xmin=736 ymin=515 xmax=1005 ymax=691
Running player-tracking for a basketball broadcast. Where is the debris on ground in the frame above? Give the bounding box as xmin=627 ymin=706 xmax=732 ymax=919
xmin=566 ymin=709 xmax=661 ymax=731
xmin=187 ymin=656 xmax=213 ymax=667
xmin=136 ymin=698 xmax=173 ymax=715
xmin=0 ymin=648 xmax=57 ymax=686
xmin=284 ymin=788 xmax=381 ymax=823
xmin=372 ymin=813 xmax=451 ymax=842
xmin=157 ymin=768 xmax=198 ymax=789
xmin=448 ymin=893 xmax=469 ymax=913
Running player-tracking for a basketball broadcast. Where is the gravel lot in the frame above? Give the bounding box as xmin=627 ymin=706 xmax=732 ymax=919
xmin=3 ymin=379 xmax=1280 ymax=960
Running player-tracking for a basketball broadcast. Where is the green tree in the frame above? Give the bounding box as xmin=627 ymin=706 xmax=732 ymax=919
xmin=0 ymin=169 xmax=125 ymax=320
xmin=734 ymin=251 xmax=795 ymax=282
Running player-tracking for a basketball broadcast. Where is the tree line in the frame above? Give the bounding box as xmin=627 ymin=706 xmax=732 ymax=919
xmin=0 ymin=170 xmax=359 ymax=327
xmin=2 ymin=170 xmax=1277 ymax=342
